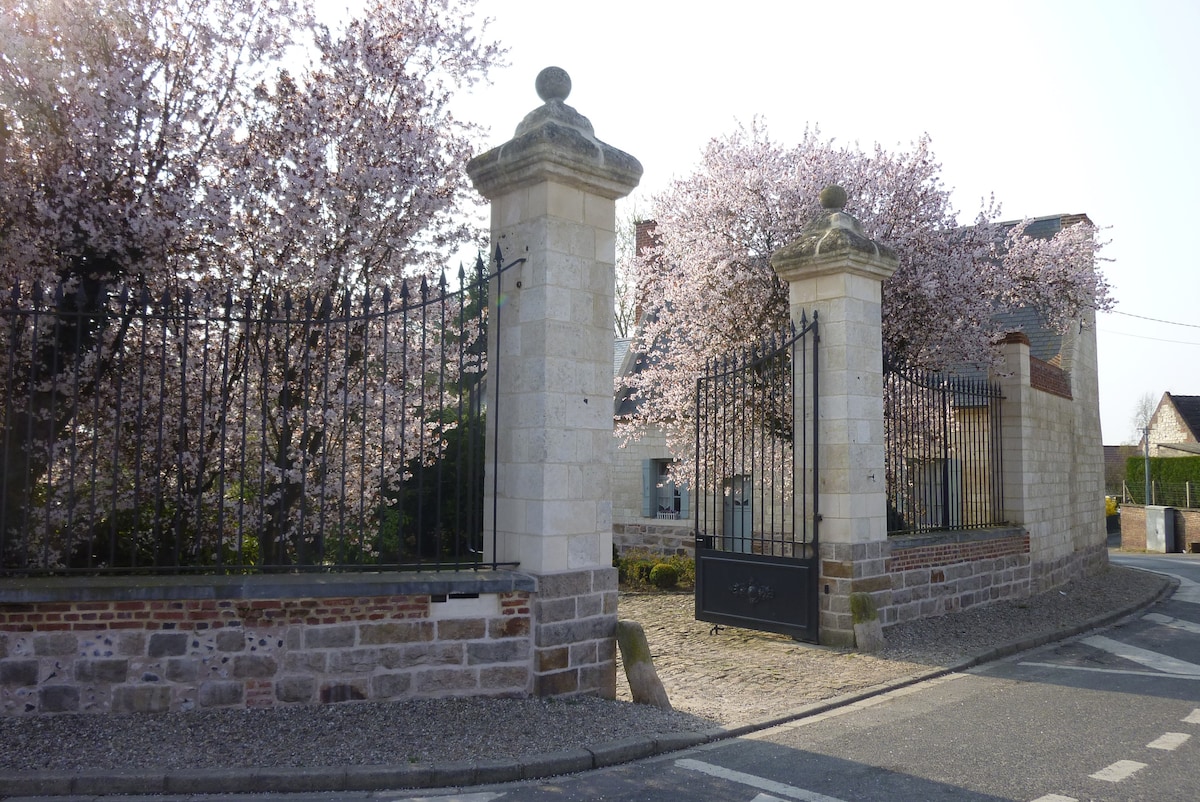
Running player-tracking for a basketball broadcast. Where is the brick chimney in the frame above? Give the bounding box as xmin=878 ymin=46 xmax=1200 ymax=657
xmin=633 ymin=219 xmax=659 ymax=326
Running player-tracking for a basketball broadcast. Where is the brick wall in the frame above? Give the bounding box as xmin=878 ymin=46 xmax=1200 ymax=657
xmin=1119 ymin=504 xmax=1200 ymax=552
xmin=0 ymin=575 xmax=536 ymax=716
xmin=1029 ymin=356 xmax=1072 ymax=399
xmin=1120 ymin=505 xmax=1147 ymax=550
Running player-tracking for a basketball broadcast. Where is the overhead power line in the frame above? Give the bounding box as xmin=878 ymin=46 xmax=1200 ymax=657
xmin=1108 ymin=310 xmax=1200 ymax=329
xmin=1098 ymin=328 xmax=1200 ymax=347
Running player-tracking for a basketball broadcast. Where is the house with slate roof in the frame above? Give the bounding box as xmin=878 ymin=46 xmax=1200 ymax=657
xmin=1142 ymin=392 xmax=1200 ymax=456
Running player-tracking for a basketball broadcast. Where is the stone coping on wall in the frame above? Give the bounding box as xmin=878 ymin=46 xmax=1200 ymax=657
xmin=0 ymin=570 xmax=537 ymax=605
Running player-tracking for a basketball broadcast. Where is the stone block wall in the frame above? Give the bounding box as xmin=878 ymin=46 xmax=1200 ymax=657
xmin=997 ymin=325 xmax=1107 ymax=597
xmin=530 ymin=568 xmax=618 ymax=698
xmin=822 ymin=528 xmax=1032 ymax=634
xmin=884 ymin=529 xmax=1031 ymax=625
xmin=819 ymin=541 xmax=891 ymax=644
xmin=0 ymin=574 xmax=536 ymax=716
xmin=612 ymin=522 xmax=693 ymax=557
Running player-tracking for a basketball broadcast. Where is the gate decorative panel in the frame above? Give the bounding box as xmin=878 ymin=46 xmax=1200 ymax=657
xmin=694 ymin=313 xmax=818 ymax=642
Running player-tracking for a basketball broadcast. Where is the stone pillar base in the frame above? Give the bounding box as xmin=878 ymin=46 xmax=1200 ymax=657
xmin=531 ymin=567 xmax=618 ymax=697
xmin=819 ymin=541 xmax=893 ymax=648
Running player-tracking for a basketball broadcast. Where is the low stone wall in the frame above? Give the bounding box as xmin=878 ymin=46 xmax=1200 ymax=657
xmin=883 ymin=528 xmax=1031 ymax=626
xmin=613 ymin=522 xmax=694 ymax=557
xmin=0 ymin=572 xmax=537 ymax=716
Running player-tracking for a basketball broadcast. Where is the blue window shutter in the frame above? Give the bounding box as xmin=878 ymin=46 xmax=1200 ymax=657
xmin=642 ymin=460 xmax=654 ymax=518
xmin=678 ymin=483 xmax=690 ymax=521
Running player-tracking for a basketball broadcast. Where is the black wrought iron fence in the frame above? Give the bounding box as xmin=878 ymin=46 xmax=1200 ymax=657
xmin=885 ymin=360 xmax=1005 ymax=534
xmin=0 ymin=253 xmax=516 ymax=575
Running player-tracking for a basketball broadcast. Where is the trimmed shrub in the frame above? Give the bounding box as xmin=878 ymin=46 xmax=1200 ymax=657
xmin=617 ymin=548 xmax=695 ymax=592
xmin=648 ymin=563 xmax=679 ymax=590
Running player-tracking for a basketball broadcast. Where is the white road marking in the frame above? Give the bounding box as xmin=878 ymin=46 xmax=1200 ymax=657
xmin=1185 ymin=708 xmax=1200 ymax=724
xmin=676 ymin=758 xmax=851 ymax=802
xmin=1030 ymin=795 xmax=1077 ymax=802
xmin=1082 ymin=635 xmax=1200 ymax=675
xmin=751 ymin=795 xmax=788 ymax=802
xmin=1089 ymin=760 xmax=1147 ymax=782
xmin=403 ymin=795 xmax=505 ymax=802
xmin=1018 ymin=661 xmax=1200 ymax=679
xmin=1147 ymin=731 xmax=1191 ymax=750
xmin=1143 ymin=612 xmax=1200 ymax=635
xmin=1171 ymin=574 xmax=1200 ymax=604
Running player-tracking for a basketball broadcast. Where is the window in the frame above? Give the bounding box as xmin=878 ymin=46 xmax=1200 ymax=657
xmin=643 ymin=459 xmax=689 ymax=521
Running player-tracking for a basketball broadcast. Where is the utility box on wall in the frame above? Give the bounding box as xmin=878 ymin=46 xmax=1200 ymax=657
xmin=1146 ymin=505 xmax=1177 ymax=553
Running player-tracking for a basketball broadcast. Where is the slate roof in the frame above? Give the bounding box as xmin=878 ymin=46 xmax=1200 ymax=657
xmin=613 ymin=338 xmax=631 ymax=378
xmin=1168 ymin=394 xmax=1200 ymax=440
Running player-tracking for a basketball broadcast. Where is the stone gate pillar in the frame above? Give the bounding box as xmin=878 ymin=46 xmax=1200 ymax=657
xmin=770 ymin=186 xmax=898 ymax=647
xmin=467 ymin=68 xmax=641 ymax=696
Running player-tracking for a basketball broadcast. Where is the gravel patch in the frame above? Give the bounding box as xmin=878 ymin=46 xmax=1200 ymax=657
xmin=1 ymin=696 xmax=714 ymax=773
xmin=0 ymin=563 xmax=1167 ymax=774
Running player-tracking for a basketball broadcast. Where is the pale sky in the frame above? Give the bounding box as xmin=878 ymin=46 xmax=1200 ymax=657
xmin=339 ymin=0 xmax=1200 ymax=445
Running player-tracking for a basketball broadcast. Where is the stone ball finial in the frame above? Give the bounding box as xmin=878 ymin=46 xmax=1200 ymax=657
xmin=535 ymin=67 xmax=571 ymax=103
xmin=820 ymin=185 xmax=847 ymax=211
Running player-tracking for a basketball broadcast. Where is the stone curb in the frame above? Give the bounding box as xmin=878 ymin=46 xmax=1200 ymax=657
xmin=0 ymin=570 xmax=1175 ymax=799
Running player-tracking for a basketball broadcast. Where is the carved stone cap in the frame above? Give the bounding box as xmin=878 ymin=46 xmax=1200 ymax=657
xmin=770 ymin=185 xmax=899 ymax=282
xmin=467 ymin=67 xmax=643 ymax=201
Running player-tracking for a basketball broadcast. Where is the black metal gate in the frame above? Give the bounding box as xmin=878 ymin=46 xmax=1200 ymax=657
xmin=694 ymin=313 xmax=819 ymax=642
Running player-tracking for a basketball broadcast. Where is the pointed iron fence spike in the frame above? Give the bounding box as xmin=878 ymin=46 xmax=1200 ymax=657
xmin=419 ymin=275 xmax=429 ymax=298
xmin=438 ymin=272 xmax=448 ymax=292
xmin=381 ymin=285 xmax=391 ymax=307
xmin=303 ymin=294 xmax=315 ymax=316
xmin=458 ymin=262 xmax=467 ymax=283
xmin=224 ymin=289 xmax=234 ymax=313
xmin=494 ymin=244 xmax=504 ymax=266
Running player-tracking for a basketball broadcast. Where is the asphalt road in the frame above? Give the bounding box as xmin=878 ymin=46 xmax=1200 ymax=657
xmin=13 ymin=553 xmax=1199 ymax=802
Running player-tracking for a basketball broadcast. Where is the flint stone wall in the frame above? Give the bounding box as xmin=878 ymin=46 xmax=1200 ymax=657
xmin=0 ymin=572 xmax=536 ymax=715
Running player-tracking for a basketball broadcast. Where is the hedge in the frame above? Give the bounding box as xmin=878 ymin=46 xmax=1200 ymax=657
xmin=1125 ymin=455 xmax=1200 ymax=486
